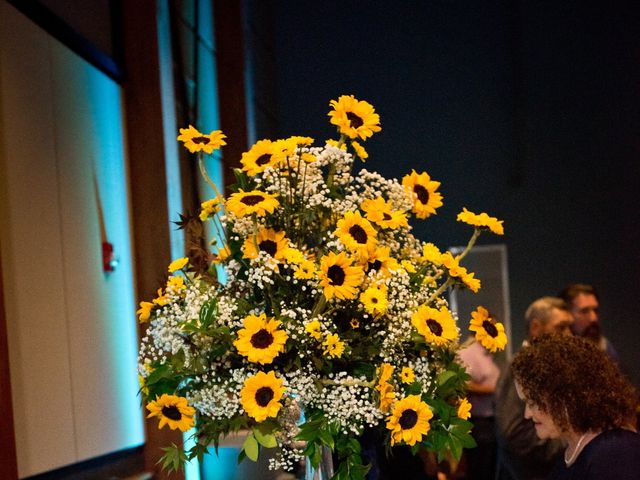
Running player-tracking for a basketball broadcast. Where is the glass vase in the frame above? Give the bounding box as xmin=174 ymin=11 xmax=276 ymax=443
xmin=305 ymin=445 xmax=334 ymax=480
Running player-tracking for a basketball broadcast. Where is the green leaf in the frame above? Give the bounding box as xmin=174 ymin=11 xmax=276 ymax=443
xmin=317 ymin=429 xmax=335 ymax=450
xmin=253 ymin=428 xmax=277 ymax=448
xmin=437 ymin=370 xmax=457 ymax=388
xmin=158 ymin=444 xmax=187 ymax=472
xmin=242 ymin=433 xmax=259 ymax=461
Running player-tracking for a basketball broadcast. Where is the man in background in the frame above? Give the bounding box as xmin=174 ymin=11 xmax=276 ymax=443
xmin=494 ymin=297 xmax=573 ymax=480
xmin=558 ymin=283 xmax=619 ymax=362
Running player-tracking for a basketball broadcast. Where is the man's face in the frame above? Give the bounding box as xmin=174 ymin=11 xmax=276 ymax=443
xmin=569 ymin=293 xmax=600 ymax=340
xmin=532 ymin=307 xmax=574 ymax=338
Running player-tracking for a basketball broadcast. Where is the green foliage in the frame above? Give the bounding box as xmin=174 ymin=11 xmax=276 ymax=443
xmin=158 ymin=444 xmax=188 ymax=473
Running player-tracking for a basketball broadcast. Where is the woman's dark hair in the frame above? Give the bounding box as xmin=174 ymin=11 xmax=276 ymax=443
xmin=511 ymin=334 xmax=637 ymax=433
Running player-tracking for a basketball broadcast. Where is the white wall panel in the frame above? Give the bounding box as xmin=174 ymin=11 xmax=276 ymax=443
xmin=0 ymin=2 xmax=144 ymax=476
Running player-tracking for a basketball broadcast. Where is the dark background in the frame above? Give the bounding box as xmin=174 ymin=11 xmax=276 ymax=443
xmin=268 ymin=1 xmax=640 ymax=384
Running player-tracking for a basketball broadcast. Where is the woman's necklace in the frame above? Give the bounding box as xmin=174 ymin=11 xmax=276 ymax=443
xmin=564 ymin=432 xmax=589 ymax=466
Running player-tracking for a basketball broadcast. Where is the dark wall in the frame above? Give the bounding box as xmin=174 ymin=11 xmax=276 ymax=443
xmin=269 ymin=1 xmax=640 ymax=384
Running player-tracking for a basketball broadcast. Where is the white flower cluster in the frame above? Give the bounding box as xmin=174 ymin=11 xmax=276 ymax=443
xmin=307 ymin=373 xmax=384 ymax=436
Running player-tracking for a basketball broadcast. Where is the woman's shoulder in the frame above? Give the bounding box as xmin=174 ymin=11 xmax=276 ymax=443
xmin=591 ymin=428 xmax=640 ymax=449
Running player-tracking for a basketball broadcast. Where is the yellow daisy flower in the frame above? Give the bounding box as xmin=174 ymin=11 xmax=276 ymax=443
xmin=318 ymin=251 xmax=364 ymax=300
xmin=351 ymin=140 xmax=368 ymax=161
xmin=400 ymin=367 xmax=415 ymax=384
xmin=378 ymin=363 xmax=395 ymax=383
xmin=305 ymin=319 xmax=322 ymax=340
xmin=402 ymin=170 xmax=443 ymax=219
xmin=168 ymin=257 xmax=189 ymax=273
xmin=420 ymin=243 xmax=443 ymax=265
xmin=240 ymin=139 xmax=282 ymax=176
xmin=294 ymin=259 xmax=317 ymax=280
xmin=325 ymin=139 xmax=347 ymax=150
xmin=199 ymin=198 xmax=221 ymax=221
xmin=360 ymin=285 xmax=388 ymax=316
xmin=457 ymin=397 xmax=472 ymax=420
xmin=240 ymin=371 xmax=286 ymax=422
xmin=137 ymin=301 xmax=154 ymax=323
xmin=328 ymin=95 xmax=382 ymax=140
xmin=165 ymin=275 xmax=186 ymax=295
xmin=242 ymin=228 xmax=289 ymax=261
xmin=378 ymin=381 xmax=396 ymax=413
xmin=212 ymin=245 xmax=231 ymax=263
xmin=146 ymin=394 xmax=195 ymax=432
xmin=287 ymin=135 xmax=314 ymax=147
xmin=457 ymin=207 xmax=504 ymax=235
xmin=401 ymin=260 xmax=417 ymax=273
xmin=461 ymin=270 xmax=481 ymax=293
xmin=153 ymin=288 xmax=170 ymax=307
xmin=323 ymin=333 xmax=345 ymax=358
xmin=386 ymin=395 xmax=433 ymax=446
xmin=335 ymin=210 xmax=378 ymax=253
xmin=234 ymin=313 xmax=289 ymax=364
xmin=469 ymin=306 xmax=507 ymax=353
xmin=283 ymin=247 xmax=305 ymax=265
xmin=361 ymin=197 xmax=408 ymax=230
xmin=350 ymin=318 xmax=360 ymax=329
xmin=411 ymin=305 xmax=459 ymax=346
xmin=225 ymin=190 xmax=279 ymax=218
xmin=177 ymin=125 xmax=226 ymax=154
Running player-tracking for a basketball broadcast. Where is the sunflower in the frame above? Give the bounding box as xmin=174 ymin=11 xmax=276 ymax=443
xmin=359 ymin=244 xmax=399 ymax=278
xmin=386 ymin=395 xmax=433 ymax=446
xmin=402 ymin=170 xmax=443 ymax=219
xmin=212 ymin=244 xmax=231 ymax=263
xmin=234 ymin=313 xmax=288 ymax=364
xmin=376 ymin=363 xmax=396 ymax=413
xmin=225 ymin=190 xmax=279 ymax=218
xmin=318 ymin=251 xmax=364 ymax=300
xmin=469 ymin=306 xmax=507 ymax=353
xmin=328 ymin=95 xmax=381 ymax=140
xmin=360 ymin=285 xmax=388 ymax=316
xmin=457 ymin=207 xmax=504 ymax=236
xmin=361 ymin=197 xmax=408 ymax=230
xmin=242 ymin=228 xmax=289 ymax=261
xmin=152 ymin=288 xmax=170 ymax=307
xmin=168 ymin=257 xmax=189 ymax=273
xmin=326 ymin=139 xmax=347 ymax=150
xmin=177 ymin=125 xmax=227 ymax=154
xmin=335 ymin=210 xmax=378 ymax=253
xmin=400 ymin=367 xmax=415 ymax=384
xmin=240 ymin=371 xmax=286 ymax=422
xmin=351 ymin=140 xmax=368 ymax=161
xmin=240 ymin=139 xmax=283 ymax=176
xmin=461 ymin=270 xmax=481 ymax=293
xmin=323 ymin=333 xmax=345 ymax=358
xmin=283 ymin=247 xmax=305 ymax=265
xmin=411 ymin=305 xmax=459 ymax=346
xmin=137 ymin=301 xmax=154 ymax=322
xmin=199 ymin=198 xmax=220 ymax=221
xmin=146 ymin=394 xmax=195 ymax=432
xmin=457 ymin=397 xmax=472 ymax=420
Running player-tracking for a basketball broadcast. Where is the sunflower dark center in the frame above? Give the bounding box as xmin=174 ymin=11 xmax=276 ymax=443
xmin=250 ymin=329 xmax=274 ymax=349
xmin=255 ymin=387 xmax=274 ymax=407
xmin=399 ymin=409 xmax=418 ymax=430
xmin=349 ymin=225 xmax=368 ymax=244
xmin=256 ymin=154 xmax=272 ymax=166
xmin=383 ymin=212 xmax=392 ymax=220
xmin=368 ymin=260 xmax=382 ymax=271
xmin=426 ymin=319 xmax=443 ymax=336
xmin=192 ymin=136 xmax=210 ymax=144
xmin=371 ymin=297 xmax=379 ymax=304
xmin=162 ymin=406 xmax=182 ymax=421
xmin=259 ymin=239 xmax=278 ymax=256
xmin=240 ymin=194 xmax=266 ymax=206
xmin=346 ymin=112 xmax=364 ymax=129
xmin=482 ymin=320 xmax=499 ymax=338
xmin=413 ymin=185 xmax=430 ymax=204
xmin=327 ymin=265 xmax=346 ymax=285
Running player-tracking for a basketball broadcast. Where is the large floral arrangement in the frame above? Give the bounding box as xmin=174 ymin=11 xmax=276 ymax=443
xmin=137 ymin=95 xmax=507 ymax=479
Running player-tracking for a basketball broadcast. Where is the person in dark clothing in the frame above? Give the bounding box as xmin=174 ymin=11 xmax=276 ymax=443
xmin=511 ymin=334 xmax=640 ymax=480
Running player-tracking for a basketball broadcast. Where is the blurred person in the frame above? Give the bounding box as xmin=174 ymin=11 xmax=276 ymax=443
xmin=458 ymin=321 xmax=501 ymax=480
xmin=511 ymin=334 xmax=640 ymax=479
xmin=558 ymin=283 xmax=619 ymax=361
xmin=494 ymin=297 xmax=573 ymax=480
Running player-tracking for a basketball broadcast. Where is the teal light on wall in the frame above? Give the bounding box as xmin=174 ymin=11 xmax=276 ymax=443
xmin=86 ymin=58 xmax=144 ymax=448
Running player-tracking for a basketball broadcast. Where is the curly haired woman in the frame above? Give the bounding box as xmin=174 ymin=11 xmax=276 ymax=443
xmin=511 ymin=334 xmax=640 ymax=479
